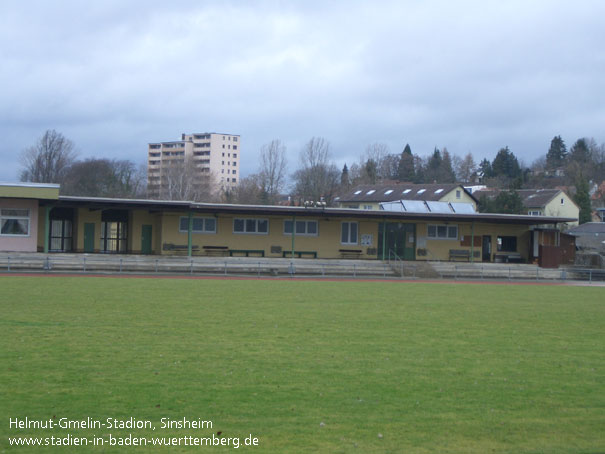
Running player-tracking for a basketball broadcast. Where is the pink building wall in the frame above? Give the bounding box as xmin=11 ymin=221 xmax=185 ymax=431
xmin=0 ymin=199 xmax=39 ymax=252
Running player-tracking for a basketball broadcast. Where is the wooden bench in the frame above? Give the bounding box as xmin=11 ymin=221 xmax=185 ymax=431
xmin=229 ymin=249 xmax=265 ymax=257
xmin=282 ymin=251 xmax=317 ymax=258
xmin=494 ymin=252 xmax=522 ymax=263
xmin=203 ymin=245 xmax=228 ymax=257
xmin=163 ymin=243 xmax=200 ymax=253
xmin=339 ymin=249 xmax=362 ymax=259
xmin=449 ymin=249 xmax=470 ymax=262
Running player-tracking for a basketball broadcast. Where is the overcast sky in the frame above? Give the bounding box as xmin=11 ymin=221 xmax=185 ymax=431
xmin=1 ymin=0 xmax=604 ymax=183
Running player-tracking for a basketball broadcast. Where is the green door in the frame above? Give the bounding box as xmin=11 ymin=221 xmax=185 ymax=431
xmin=141 ymin=225 xmax=152 ymax=254
xmin=378 ymin=223 xmax=416 ymax=260
xmin=83 ymin=223 xmax=95 ymax=253
xmin=403 ymin=224 xmax=416 ymax=260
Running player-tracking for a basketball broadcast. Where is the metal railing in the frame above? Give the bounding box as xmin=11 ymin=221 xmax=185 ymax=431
xmin=387 ymin=250 xmax=417 ymax=278
xmin=439 ymin=263 xmax=605 ymax=283
xmin=1 ymin=254 xmax=603 ymax=283
xmin=0 ymin=255 xmax=398 ymax=280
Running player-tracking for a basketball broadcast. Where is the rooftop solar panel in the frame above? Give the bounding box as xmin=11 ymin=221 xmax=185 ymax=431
xmin=450 ymin=202 xmax=476 ymax=214
xmin=401 ymin=200 xmax=429 ymax=213
xmin=426 ymin=201 xmax=452 ymax=213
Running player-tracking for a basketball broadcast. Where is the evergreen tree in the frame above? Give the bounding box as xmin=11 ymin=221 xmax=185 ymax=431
xmin=478 ymin=190 xmax=525 ymax=214
xmin=397 ymin=144 xmax=415 ymax=181
xmin=439 ymin=149 xmax=456 ymax=183
xmin=569 ymin=138 xmax=590 ymax=164
xmin=340 ymin=164 xmax=350 ymax=187
xmin=573 ymin=177 xmax=592 ymax=224
xmin=492 ymin=147 xmax=521 ymax=179
xmin=546 ymin=135 xmax=567 ymax=169
xmin=478 ymin=158 xmax=492 ymax=181
xmin=425 ymin=148 xmax=442 ymax=182
xmin=364 ymin=159 xmax=378 ymax=184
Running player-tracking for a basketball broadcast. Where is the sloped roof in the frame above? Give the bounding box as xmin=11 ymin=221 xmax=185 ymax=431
xmin=41 ymin=195 xmax=575 ymax=225
xmin=566 ymin=222 xmax=605 ymax=235
xmin=474 ymin=188 xmax=564 ymax=208
xmin=338 ymin=184 xmax=471 ymax=203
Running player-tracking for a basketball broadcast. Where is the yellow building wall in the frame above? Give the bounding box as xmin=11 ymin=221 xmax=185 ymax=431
xmin=75 ymin=208 xmax=102 ymax=252
xmin=439 ymin=188 xmax=477 ymax=208
xmin=129 ymin=210 xmax=161 ymax=254
xmin=542 ymin=193 xmax=579 ymax=227
xmin=158 ymin=213 xmax=381 ymax=259
xmin=415 ymin=222 xmax=530 ymax=262
xmin=56 ymin=207 xmax=537 ymax=262
xmin=0 ymin=185 xmax=59 ymax=200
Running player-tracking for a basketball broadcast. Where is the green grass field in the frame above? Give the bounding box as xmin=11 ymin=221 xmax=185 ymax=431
xmin=1 ymin=276 xmax=603 ymax=453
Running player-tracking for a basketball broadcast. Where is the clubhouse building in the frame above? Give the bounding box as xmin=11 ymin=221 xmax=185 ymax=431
xmin=0 ymin=183 xmax=576 ymax=266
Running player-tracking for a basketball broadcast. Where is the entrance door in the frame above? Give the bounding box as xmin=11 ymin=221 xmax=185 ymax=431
xmin=403 ymin=225 xmax=416 ymax=260
xmin=141 ymin=225 xmax=152 ymax=254
xmin=84 ymin=223 xmax=95 ymax=253
xmin=482 ymin=235 xmax=491 ymax=262
xmin=378 ymin=223 xmax=416 ymax=260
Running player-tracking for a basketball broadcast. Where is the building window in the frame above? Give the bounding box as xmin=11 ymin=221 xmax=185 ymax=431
xmin=222 ymin=152 xmax=225 ymax=157
xmin=222 ymin=144 xmax=225 ymax=148
xmin=233 ymin=169 xmax=237 ymax=174
xmin=233 ymin=218 xmax=268 ymax=234
xmin=561 ymin=198 xmax=564 ymax=205
xmin=427 ymin=224 xmax=458 ymax=239
xmin=233 ymin=137 xmax=238 ymax=142
xmin=341 ymin=222 xmax=358 ymax=244
xmin=497 ymin=236 xmax=517 ymax=252
xmin=0 ymin=208 xmax=30 ymax=236
xmin=232 ymin=178 xmax=237 ymax=183
xmin=233 ymin=145 xmax=237 ymax=150
xmin=233 ymin=153 xmax=237 ymax=158
xmin=233 ymin=162 xmax=237 ymax=166
xmin=284 ymin=220 xmax=318 ymax=236
xmin=179 ymin=216 xmax=216 ymax=234
xmin=100 ymin=221 xmax=127 ymax=253
xmin=528 ymin=210 xmax=542 ymax=216
xmin=456 ymin=190 xmax=461 ymax=199
xmin=363 ymin=205 xmax=373 ymax=210
xmin=228 ymin=145 xmax=231 ymax=149
xmin=50 ymin=219 xmax=72 ymax=252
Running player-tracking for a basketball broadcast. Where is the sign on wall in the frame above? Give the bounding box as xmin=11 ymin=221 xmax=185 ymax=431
xmin=361 ymin=234 xmax=373 ymax=246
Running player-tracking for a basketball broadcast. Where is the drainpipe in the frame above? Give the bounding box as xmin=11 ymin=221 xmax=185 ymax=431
xmin=381 ymin=219 xmax=387 ymax=261
xmin=187 ymin=211 xmax=193 ymax=257
xmin=44 ymin=205 xmax=51 ymax=253
xmin=291 ymin=215 xmax=295 ymax=258
xmin=470 ymin=221 xmax=475 ymax=263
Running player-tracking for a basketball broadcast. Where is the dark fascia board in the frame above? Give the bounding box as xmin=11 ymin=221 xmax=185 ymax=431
xmin=41 ymin=196 xmax=576 ymax=225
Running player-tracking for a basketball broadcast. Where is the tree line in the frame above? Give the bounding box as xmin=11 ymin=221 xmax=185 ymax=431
xmin=20 ymin=130 xmax=147 ymax=198
xmin=18 ymin=130 xmax=604 ymax=222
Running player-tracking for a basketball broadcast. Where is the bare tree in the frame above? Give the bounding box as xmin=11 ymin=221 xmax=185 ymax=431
xmin=225 ymin=175 xmax=264 ymax=204
xmin=259 ymin=140 xmax=288 ymax=203
xmin=62 ymin=158 xmax=145 ymax=198
xmin=20 ymin=129 xmax=78 ymax=183
xmin=292 ymin=137 xmax=340 ymax=204
xmin=360 ymin=143 xmax=398 ymax=181
xmin=159 ymin=157 xmax=217 ymax=202
xmin=454 ymin=152 xmax=477 ymax=183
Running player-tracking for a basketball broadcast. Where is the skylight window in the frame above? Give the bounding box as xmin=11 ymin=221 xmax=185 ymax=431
xmin=367 ymin=190 xmax=376 ymax=195
xmin=434 ymin=189 xmax=443 ymax=194
xmin=417 ymin=189 xmax=426 ymax=194
xmin=384 ymin=190 xmax=393 ymax=195
xmin=403 ymin=189 xmax=411 ymax=194
xmin=354 ymin=190 xmax=362 ymax=195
